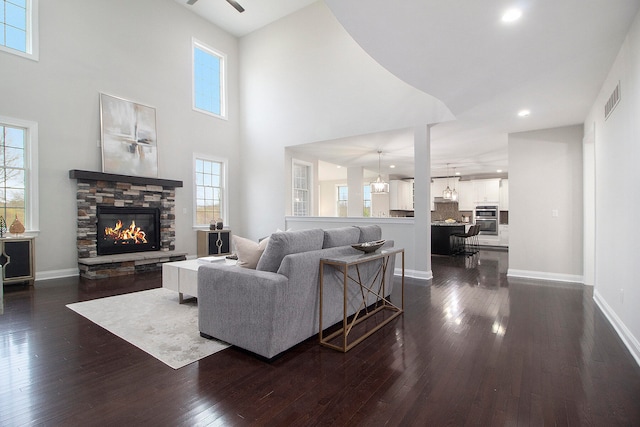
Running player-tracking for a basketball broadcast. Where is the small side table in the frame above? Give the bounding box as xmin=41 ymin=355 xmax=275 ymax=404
xmin=0 ymin=236 xmax=35 ymax=286
xmin=197 ymin=230 xmax=232 ymax=258
xmin=319 ymin=248 xmax=404 ymax=352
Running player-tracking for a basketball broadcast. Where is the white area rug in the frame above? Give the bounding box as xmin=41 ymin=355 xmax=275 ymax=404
xmin=66 ymin=288 xmax=229 ymax=369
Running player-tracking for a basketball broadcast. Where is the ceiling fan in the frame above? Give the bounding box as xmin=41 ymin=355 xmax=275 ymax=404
xmin=186 ymin=0 xmax=245 ymax=13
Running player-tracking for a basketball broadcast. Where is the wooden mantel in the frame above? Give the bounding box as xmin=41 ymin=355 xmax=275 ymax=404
xmin=68 ymin=169 xmax=183 ymax=188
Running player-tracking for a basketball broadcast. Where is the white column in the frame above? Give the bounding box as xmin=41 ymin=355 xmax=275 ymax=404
xmin=413 ymin=125 xmax=432 ymax=278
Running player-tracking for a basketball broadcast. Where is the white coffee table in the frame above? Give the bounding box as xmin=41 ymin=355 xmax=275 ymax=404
xmin=162 ymin=257 xmax=235 ymax=303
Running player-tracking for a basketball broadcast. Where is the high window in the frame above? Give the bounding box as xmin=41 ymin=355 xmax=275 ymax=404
xmin=192 ymin=38 xmax=226 ymax=119
xmin=0 ymin=0 xmax=39 ymax=60
xmin=292 ymin=160 xmax=312 ymax=216
xmin=337 ymin=185 xmax=348 ymax=217
xmin=0 ymin=115 xmax=38 ymax=232
xmin=194 ymin=155 xmax=227 ymax=227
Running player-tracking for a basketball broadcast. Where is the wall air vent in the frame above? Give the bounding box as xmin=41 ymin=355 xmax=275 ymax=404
xmin=604 ymin=81 xmax=620 ymax=120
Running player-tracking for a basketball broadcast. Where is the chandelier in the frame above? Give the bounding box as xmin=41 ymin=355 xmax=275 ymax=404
xmin=443 ymin=163 xmax=453 ymax=199
xmin=370 ymin=150 xmax=389 ymax=193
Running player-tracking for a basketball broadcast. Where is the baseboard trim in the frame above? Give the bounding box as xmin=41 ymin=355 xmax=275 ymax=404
xmin=35 ymin=268 xmax=79 ymax=281
xmin=594 ymin=290 xmax=640 ymax=369
xmin=507 ymin=269 xmax=583 ymax=284
xmin=396 ymin=268 xmax=432 ymax=281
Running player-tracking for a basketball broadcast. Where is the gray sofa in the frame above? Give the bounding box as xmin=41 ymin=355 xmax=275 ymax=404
xmin=197 ymin=225 xmax=396 ymax=359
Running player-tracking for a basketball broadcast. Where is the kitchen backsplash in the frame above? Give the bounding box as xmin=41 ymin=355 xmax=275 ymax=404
xmin=432 ymin=201 xmax=460 ymax=221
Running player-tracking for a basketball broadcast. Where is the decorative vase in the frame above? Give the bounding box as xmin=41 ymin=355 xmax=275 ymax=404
xmin=9 ymin=215 xmax=25 ymax=235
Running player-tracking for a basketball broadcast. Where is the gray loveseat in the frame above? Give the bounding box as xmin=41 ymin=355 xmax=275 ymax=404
xmin=197 ymin=225 xmax=396 ymax=359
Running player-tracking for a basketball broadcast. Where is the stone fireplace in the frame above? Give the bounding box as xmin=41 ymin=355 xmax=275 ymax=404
xmin=69 ymin=170 xmax=186 ymax=279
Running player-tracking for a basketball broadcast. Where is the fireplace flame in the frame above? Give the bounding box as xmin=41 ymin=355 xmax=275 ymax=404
xmin=104 ymin=219 xmax=147 ymax=244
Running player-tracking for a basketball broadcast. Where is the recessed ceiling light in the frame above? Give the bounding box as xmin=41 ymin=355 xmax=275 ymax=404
xmin=389 ymin=165 xmax=396 ymax=169
xmin=496 ymin=169 xmax=503 ymax=173
xmin=502 ymin=8 xmax=522 ymax=23
xmin=518 ymin=109 xmax=531 ymax=117
xmin=455 ymin=172 xmax=461 ymax=175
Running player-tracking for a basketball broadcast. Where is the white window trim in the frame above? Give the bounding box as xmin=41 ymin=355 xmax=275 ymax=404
xmin=0 ymin=114 xmax=38 ymax=234
xmin=192 ymin=153 xmax=228 ymax=229
xmin=291 ymin=159 xmax=313 ymax=216
xmin=0 ymin=0 xmax=39 ymax=61
xmin=191 ymin=38 xmax=227 ymax=120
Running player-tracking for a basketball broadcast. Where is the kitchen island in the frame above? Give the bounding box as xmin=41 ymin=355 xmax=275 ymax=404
xmin=431 ymin=223 xmax=466 ymax=255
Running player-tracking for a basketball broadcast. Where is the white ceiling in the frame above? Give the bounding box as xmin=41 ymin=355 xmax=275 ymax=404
xmin=175 ymin=0 xmax=317 ymax=37
xmin=176 ymin=0 xmax=640 ymax=178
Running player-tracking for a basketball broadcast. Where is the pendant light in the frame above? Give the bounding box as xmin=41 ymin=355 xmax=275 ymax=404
xmin=370 ymin=150 xmax=389 ymax=194
xmin=451 ymin=167 xmax=459 ymax=201
xmin=443 ymin=163 xmax=452 ymax=199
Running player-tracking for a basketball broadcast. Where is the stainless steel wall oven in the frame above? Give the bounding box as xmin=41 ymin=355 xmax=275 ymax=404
xmin=474 ymin=205 xmax=498 ymax=235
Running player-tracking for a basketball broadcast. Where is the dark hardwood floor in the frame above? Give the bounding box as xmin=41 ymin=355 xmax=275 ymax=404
xmin=2 ymin=250 xmax=640 ymax=426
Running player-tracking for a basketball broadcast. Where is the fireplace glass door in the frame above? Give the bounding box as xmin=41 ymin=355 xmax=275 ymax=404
xmin=96 ymin=206 xmax=160 ymax=255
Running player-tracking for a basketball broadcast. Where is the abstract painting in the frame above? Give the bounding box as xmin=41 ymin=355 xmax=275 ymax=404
xmin=100 ymin=93 xmax=158 ymax=177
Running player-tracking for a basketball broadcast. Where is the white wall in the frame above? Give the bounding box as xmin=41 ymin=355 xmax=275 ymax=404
xmin=0 ymin=0 xmax=241 ymax=278
xmin=585 ymin=10 xmax=640 ymax=366
xmin=318 ymin=180 xmax=342 ymax=217
xmin=507 ymin=125 xmax=584 ymax=282
xmin=238 ymin=1 xmax=452 ymax=240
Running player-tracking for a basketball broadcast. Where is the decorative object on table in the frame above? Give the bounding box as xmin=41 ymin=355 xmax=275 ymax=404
xmin=209 ymin=220 xmax=216 ymax=230
xmin=216 ymin=218 xmax=223 ymax=230
xmin=0 ymin=216 xmax=5 ymax=237
xmin=9 ymin=215 xmax=25 ymax=235
xmin=99 ymin=93 xmax=158 ymax=178
xmin=351 ymin=239 xmax=386 ymax=253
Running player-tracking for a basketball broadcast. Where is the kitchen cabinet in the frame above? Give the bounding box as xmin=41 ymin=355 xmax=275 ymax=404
xmin=477 ymin=234 xmax=500 ymax=246
xmin=499 ymin=224 xmax=509 ymax=247
xmin=473 ymin=179 xmax=500 ymax=204
xmin=499 ymin=179 xmax=509 ymax=210
xmin=390 ymin=179 xmax=413 ymax=211
xmin=457 ymin=180 xmax=474 ymax=210
xmin=431 ymin=224 xmax=465 ymax=255
xmin=431 ymin=178 xmax=454 ymax=210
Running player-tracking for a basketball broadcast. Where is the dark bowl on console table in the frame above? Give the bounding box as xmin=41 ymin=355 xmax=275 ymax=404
xmin=352 ymin=239 xmax=386 ymax=253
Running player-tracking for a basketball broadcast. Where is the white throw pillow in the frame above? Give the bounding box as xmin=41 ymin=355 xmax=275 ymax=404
xmin=233 ymin=235 xmax=269 ymax=269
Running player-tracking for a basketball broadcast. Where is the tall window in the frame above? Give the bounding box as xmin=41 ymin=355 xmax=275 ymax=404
xmin=194 ymin=156 xmax=227 ymax=226
xmin=0 ymin=116 xmax=38 ymax=232
xmin=1 ymin=0 xmax=39 ymax=60
xmin=363 ymin=185 xmax=372 ymax=217
xmin=292 ymin=161 xmax=311 ymax=216
xmin=337 ymin=185 xmax=348 ymax=217
xmin=192 ymin=39 xmax=226 ymax=119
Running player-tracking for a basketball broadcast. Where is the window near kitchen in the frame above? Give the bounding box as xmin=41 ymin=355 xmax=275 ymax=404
xmin=192 ymin=38 xmax=226 ymax=119
xmin=337 ymin=185 xmax=348 ymax=217
xmin=0 ymin=116 xmax=38 ymax=232
xmin=363 ymin=185 xmax=371 ymax=217
xmin=194 ymin=155 xmax=227 ymax=227
xmin=292 ymin=160 xmax=312 ymax=216
xmin=0 ymin=0 xmax=39 ymax=60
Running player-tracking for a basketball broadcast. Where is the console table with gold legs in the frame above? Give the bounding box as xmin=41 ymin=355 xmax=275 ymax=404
xmin=319 ymin=248 xmax=404 ymax=352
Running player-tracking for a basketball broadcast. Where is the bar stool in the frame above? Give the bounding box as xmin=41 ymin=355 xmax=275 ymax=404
xmin=453 ymin=225 xmax=479 ymax=256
